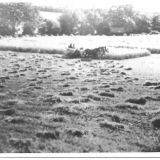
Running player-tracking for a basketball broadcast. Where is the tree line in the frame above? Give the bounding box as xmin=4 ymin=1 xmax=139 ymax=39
xmin=0 ymin=3 xmax=160 ymax=36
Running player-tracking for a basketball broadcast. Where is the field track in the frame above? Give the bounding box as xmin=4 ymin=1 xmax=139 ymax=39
xmin=0 ymin=50 xmax=160 ymax=152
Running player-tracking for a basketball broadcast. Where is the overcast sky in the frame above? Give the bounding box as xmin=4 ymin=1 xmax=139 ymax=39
xmin=0 ymin=0 xmax=160 ymax=13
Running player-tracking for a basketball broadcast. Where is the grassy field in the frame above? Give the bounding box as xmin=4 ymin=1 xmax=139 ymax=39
xmin=0 ymin=51 xmax=160 ymax=152
xmin=1 ymin=35 xmax=160 ymax=50
xmin=0 ymin=35 xmax=160 ymax=152
xmin=1 ymin=34 xmax=160 ymax=59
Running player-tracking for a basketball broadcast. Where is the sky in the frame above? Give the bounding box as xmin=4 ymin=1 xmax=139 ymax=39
xmin=0 ymin=0 xmax=160 ymax=13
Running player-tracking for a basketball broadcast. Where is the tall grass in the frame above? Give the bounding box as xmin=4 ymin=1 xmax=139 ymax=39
xmin=0 ymin=45 xmax=65 ymax=54
xmin=147 ymin=48 xmax=160 ymax=54
xmin=0 ymin=35 xmax=157 ymax=59
xmin=104 ymin=48 xmax=151 ymax=60
xmin=109 ymin=45 xmax=160 ymax=54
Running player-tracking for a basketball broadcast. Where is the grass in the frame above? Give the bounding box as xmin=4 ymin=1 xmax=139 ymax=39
xmin=147 ymin=48 xmax=160 ymax=54
xmin=99 ymin=119 xmax=126 ymax=130
xmin=0 ymin=45 xmax=64 ymax=54
xmin=64 ymin=47 xmax=150 ymax=60
xmin=103 ymin=48 xmax=150 ymax=60
xmin=0 ymin=34 xmax=158 ymax=59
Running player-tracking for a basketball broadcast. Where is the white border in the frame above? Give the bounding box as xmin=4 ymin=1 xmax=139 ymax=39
xmin=0 ymin=153 xmax=160 ymax=157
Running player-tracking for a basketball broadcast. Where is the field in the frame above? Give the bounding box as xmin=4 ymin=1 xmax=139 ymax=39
xmin=0 ymin=35 xmax=160 ymax=152
xmin=0 ymin=35 xmax=160 ymax=57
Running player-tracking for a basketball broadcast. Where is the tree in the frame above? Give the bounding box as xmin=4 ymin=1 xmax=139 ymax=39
xmin=22 ymin=22 xmax=38 ymax=36
xmin=39 ymin=19 xmax=61 ymax=35
xmin=97 ymin=21 xmax=111 ymax=35
xmin=0 ymin=24 xmax=14 ymax=36
xmin=59 ymin=12 xmax=79 ymax=35
xmin=0 ymin=2 xmax=40 ymax=35
xmin=107 ymin=5 xmax=136 ymax=34
xmin=134 ymin=14 xmax=152 ymax=33
xmin=75 ymin=9 xmax=105 ymax=35
xmin=85 ymin=10 xmax=103 ymax=34
xmin=152 ymin=14 xmax=160 ymax=31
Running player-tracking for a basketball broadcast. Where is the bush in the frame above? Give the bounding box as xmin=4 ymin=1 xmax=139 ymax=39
xmin=22 ymin=23 xmax=37 ymax=36
xmin=150 ymin=30 xmax=160 ymax=34
xmin=97 ymin=22 xmax=111 ymax=35
xmin=0 ymin=24 xmax=14 ymax=36
xmin=134 ymin=15 xmax=152 ymax=33
xmin=76 ymin=22 xmax=95 ymax=35
xmin=59 ymin=12 xmax=79 ymax=35
xmin=39 ymin=19 xmax=61 ymax=35
xmin=107 ymin=5 xmax=136 ymax=34
xmin=152 ymin=15 xmax=160 ymax=31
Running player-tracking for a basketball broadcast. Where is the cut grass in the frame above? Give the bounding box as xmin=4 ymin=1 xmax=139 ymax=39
xmin=99 ymin=119 xmax=126 ymax=130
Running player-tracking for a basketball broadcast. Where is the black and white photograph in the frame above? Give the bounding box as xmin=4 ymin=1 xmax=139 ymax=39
xmin=0 ymin=0 xmax=160 ymax=156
